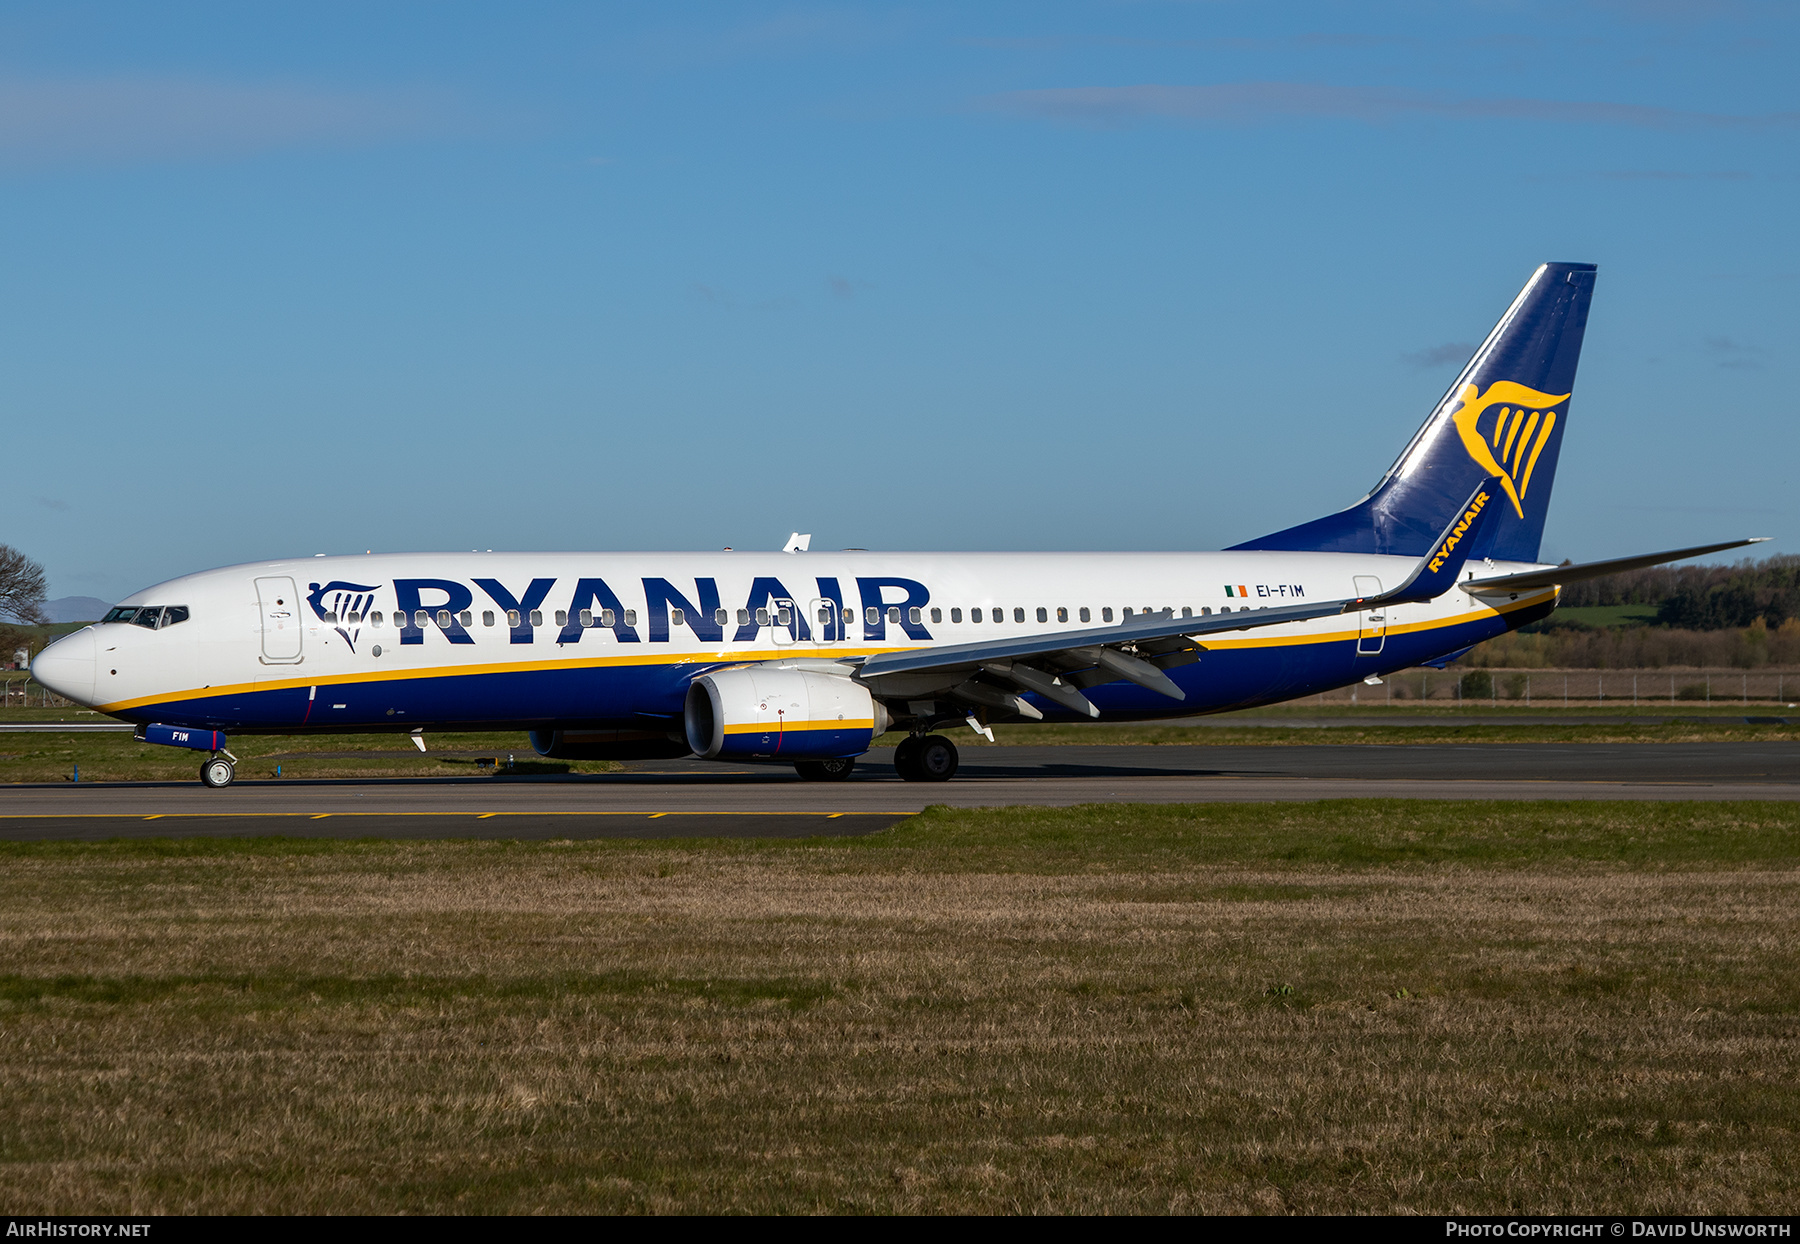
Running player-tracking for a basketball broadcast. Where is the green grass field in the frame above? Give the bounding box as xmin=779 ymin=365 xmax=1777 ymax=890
xmin=1527 ymin=604 xmax=1662 ymax=629
xmin=2 ymin=800 xmax=1796 ymax=1213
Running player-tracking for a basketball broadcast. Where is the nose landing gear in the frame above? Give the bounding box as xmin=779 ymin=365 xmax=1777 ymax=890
xmin=200 ymin=753 xmax=236 ymax=788
xmin=893 ymin=733 xmax=958 ymax=782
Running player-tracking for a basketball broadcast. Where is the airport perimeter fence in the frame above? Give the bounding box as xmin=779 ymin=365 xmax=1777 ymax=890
xmin=1320 ymin=667 xmax=1800 ymax=708
xmin=1 ymin=678 xmax=76 ymax=709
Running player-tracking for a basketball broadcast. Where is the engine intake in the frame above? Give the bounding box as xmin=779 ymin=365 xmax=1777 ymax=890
xmin=685 ymin=667 xmax=889 ymax=761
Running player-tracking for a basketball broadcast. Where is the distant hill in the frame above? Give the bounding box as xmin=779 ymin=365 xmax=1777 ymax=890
xmin=43 ymin=596 xmax=111 ymax=624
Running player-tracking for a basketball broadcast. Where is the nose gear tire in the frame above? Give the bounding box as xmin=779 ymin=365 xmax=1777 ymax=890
xmin=200 ymin=757 xmax=235 ymax=788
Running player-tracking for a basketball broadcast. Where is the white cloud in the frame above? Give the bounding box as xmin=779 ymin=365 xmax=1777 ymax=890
xmin=0 ymin=76 xmax=463 ymax=164
xmin=982 ymin=82 xmax=1800 ymax=131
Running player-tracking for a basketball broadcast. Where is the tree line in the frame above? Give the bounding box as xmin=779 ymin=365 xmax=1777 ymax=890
xmin=1560 ymin=554 xmax=1800 ymax=629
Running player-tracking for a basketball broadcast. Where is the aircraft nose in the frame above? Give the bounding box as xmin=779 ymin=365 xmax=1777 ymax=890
xmin=32 ymin=628 xmax=96 ymax=706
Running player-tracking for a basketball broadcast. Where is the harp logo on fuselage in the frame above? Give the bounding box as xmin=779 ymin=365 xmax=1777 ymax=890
xmin=1450 ymin=381 xmax=1569 ymax=519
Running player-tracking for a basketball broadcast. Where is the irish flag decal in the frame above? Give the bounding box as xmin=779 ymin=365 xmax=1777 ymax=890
xmin=1224 ymin=584 xmax=1249 ymax=598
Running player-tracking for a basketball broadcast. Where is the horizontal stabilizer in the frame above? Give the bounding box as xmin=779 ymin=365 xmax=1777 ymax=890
xmin=1463 ymin=537 xmax=1771 ymax=593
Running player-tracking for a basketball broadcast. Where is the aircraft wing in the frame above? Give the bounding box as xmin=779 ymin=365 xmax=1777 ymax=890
xmin=853 ymin=482 xmax=1502 ymax=719
xmin=1463 ymin=537 xmax=1770 ymax=593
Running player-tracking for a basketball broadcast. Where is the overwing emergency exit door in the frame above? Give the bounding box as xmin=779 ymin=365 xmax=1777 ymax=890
xmin=255 ymin=576 xmax=304 ymax=663
xmin=1353 ymin=575 xmax=1385 ymax=656
xmin=808 ymin=597 xmax=838 ymax=644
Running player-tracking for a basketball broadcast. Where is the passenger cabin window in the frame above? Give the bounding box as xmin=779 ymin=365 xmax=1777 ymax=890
xmin=1202 ymin=606 xmax=1212 ymax=615
xmin=507 ymin=610 xmax=521 ymax=627
xmin=459 ymin=611 xmax=472 ymax=627
xmin=1123 ymin=607 xmax=1133 ymax=619
xmin=777 ymin=607 xmax=791 ymax=625
xmin=529 ymin=610 xmax=543 ymax=627
xmin=1057 ymin=607 xmax=1068 ymax=623
xmin=371 ymin=612 xmax=384 ymax=627
xmin=435 ymin=610 xmax=451 ymax=628
xmin=951 ymin=608 xmax=962 ymax=623
xmin=555 ymin=611 xmax=568 ymax=627
xmin=887 ymin=607 xmax=900 ymax=624
xmin=1102 ymin=607 xmax=1114 ymax=622
xmin=1036 ymin=607 xmax=1047 ymax=623
xmin=738 ymin=609 xmax=751 ymax=625
xmin=414 ymin=610 xmax=429 ymax=628
xmin=865 ymin=607 xmax=879 ymax=626
xmin=624 ymin=610 xmax=637 ymax=626
xmin=818 ymin=606 xmax=830 ymax=624
xmin=930 ymin=608 xmax=942 ymax=624
xmin=579 ymin=609 xmax=593 ymax=627
xmin=756 ymin=608 xmax=771 ymax=627
xmin=716 ymin=608 xmax=730 ymax=626
xmin=601 ymin=609 xmax=616 ymax=627
xmin=1079 ymin=607 xmax=1090 ymax=623
xmin=670 ymin=608 xmax=685 ymax=626
xmin=908 ymin=607 xmax=922 ymax=625
xmin=483 ymin=611 xmax=495 ymax=627
xmin=322 ymin=611 xmax=338 ymax=624
xmin=1182 ymin=607 xmax=1192 ymax=618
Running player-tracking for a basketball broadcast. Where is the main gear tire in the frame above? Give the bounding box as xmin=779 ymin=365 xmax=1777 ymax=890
xmin=794 ymin=757 xmax=856 ymax=781
xmin=892 ymin=735 xmax=923 ymax=781
xmin=912 ymin=734 xmax=959 ymax=782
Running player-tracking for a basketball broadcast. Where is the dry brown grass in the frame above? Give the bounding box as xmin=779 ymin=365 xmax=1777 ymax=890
xmin=1 ymin=802 xmax=1797 ymax=1213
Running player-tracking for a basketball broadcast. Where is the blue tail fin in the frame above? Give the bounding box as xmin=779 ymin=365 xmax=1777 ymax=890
xmin=1230 ymin=261 xmax=1596 ymax=563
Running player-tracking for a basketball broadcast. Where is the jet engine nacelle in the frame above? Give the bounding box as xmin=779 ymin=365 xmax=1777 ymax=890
xmin=684 ymin=666 xmax=889 ymax=761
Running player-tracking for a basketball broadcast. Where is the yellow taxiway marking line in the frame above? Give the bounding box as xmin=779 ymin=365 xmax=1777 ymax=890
xmin=143 ymin=815 xmax=163 ymax=820
xmin=310 ymin=814 xmax=331 ymax=819
xmin=647 ymin=812 xmax=668 ymax=819
xmin=477 ymin=813 xmax=498 ymax=819
xmin=828 ymin=813 xmax=844 ymax=818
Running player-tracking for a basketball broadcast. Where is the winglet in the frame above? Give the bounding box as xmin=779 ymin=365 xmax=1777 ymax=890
xmin=1350 ymin=479 xmax=1501 ymax=610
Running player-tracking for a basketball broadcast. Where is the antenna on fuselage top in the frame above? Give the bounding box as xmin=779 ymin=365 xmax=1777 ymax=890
xmin=783 ymin=532 xmax=811 ymax=553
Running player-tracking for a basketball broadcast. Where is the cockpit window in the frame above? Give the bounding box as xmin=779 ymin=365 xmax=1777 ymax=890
xmin=103 ymin=605 xmax=189 ymax=630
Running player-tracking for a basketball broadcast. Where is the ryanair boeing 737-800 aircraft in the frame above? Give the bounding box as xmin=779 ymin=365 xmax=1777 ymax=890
xmin=32 ymin=262 xmax=1767 ymax=786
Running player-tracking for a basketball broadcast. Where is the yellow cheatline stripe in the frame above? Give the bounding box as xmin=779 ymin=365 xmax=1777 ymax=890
xmin=722 ymin=718 xmax=873 ymax=735
xmin=94 ymin=590 xmax=1556 ymax=712
xmin=1519 ymin=412 xmax=1557 ymax=497
xmin=96 ymin=644 xmax=912 ymax=713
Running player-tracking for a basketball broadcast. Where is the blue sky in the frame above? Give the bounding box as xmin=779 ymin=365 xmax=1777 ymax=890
xmin=1 ymin=0 xmax=1793 ymax=603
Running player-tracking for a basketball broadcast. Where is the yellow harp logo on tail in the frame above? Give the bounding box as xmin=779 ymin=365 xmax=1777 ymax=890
xmin=1450 ymin=382 xmax=1569 ymax=518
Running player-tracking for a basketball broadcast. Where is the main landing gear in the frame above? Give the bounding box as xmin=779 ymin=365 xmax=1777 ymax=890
xmin=794 ymin=757 xmax=856 ymax=782
xmin=893 ymin=733 xmax=958 ymax=782
xmin=200 ymin=753 xmax=236 ymax=788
